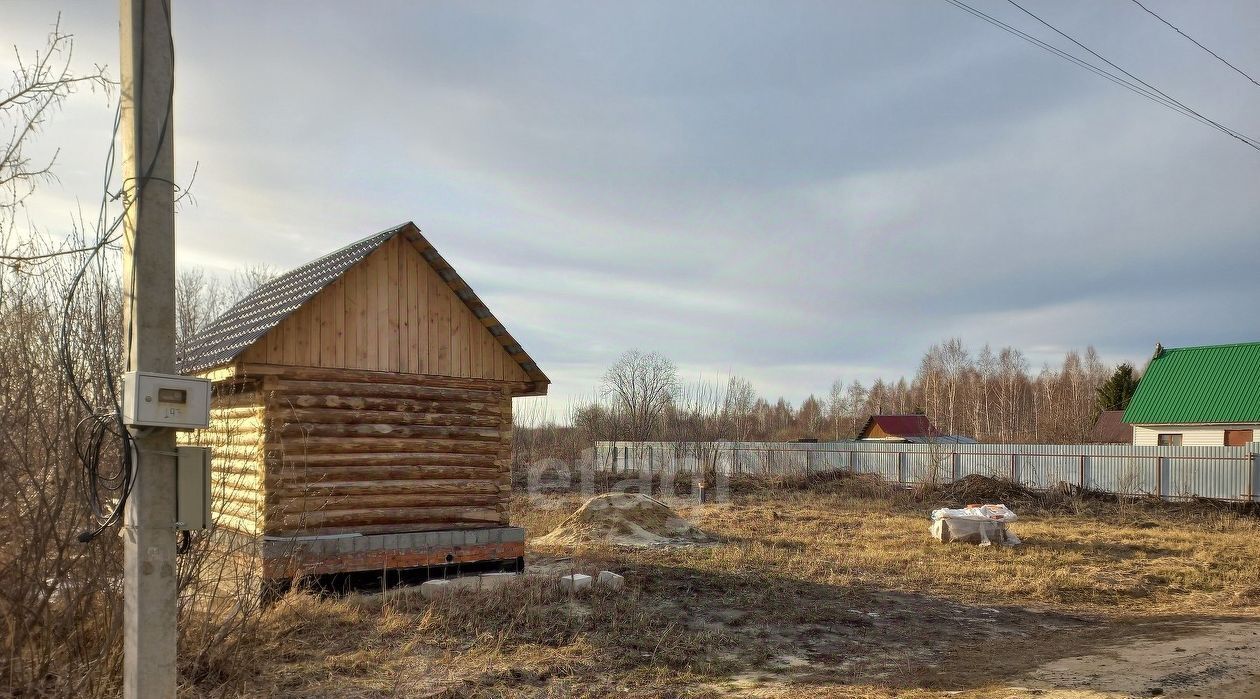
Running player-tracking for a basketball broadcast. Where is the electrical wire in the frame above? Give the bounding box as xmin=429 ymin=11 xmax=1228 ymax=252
xmin=941 ymin=0 xmax=1260 ymax=153
xmin=1128 ymin=0 xmax=1260 ymax=89
xmin=1001 ymin=0 xmax=1260 ymax=149
xmin=66 ymin=0 xmax=177 ymax=544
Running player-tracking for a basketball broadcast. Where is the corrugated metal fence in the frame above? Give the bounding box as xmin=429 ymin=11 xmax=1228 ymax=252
xmin=593 ymin=441 xmax=1260 ymax=502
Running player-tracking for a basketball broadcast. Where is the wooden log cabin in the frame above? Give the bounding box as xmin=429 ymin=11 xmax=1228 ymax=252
xmin=177 ymin=222 xmax=548 ymax=582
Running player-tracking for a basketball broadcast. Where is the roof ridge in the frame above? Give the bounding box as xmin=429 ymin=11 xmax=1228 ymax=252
xmin=1162 ymin=340 xmax=1260 ymax=353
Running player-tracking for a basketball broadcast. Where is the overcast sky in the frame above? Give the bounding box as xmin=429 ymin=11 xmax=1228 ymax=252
xmin=6 ymin=1 xmax=1260 ymax=413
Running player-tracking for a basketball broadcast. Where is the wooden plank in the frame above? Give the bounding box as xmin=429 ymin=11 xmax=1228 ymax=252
xmin=236 ymin=364 xmax=528 ymax=392
xmin=311 ymin=293 xmax=324 ymax=366
xmin=386 ymin=236 xmax=401 ymax=372
xmin=415 ymin=254 xmax=429 ymax=373
xmin=451 ymin=287 xmax=466 ymax=377
xmin=273 ymin=394 xmax=503 ymax=415
xmin=278 ymin=436 xmax=501 ymax=455
xmin=466 ymin=305 xmax=481 ymax=378
xmin=272 ymin=479 xmax=502 ymax=497
xmin=275 ymin=506 xmax=502 ymax=530
xmin=292 ymin=304 xmax=309 ymax=366
xmin=271 ymin=456 xmax=499 ymax=472
xmin=356 ymin=254 xmax=373 ymax=369
xmin=280 ymin=317 xmax=297 ymax=366
xmin=279 ymin=422 xmax=502 ymax=441
xmin=268 ymin=379 xmax=501 ymax=401
xmin=317 ymin=287 xmax=332 ymax=370
xmin=279 ymin=408 xmax=500 ymax=427
xmin=428 ymin=268 xmax=450 ymax=375
xmin=343 ymin=264 xmax=360 ymax=369
xmin=263 ymin=521 xmax=506 ymax=539
xmin=401 ymin=243 xmax=415 ymax=373
xmin=273 ymin=493 xmax=502 ymax=514
xmin=375 ymin=243 xmax=391 ymax=370
xmin=461 ymin=306 xmax=473 ymax=378
xmin=319 ymin=282 xmax=337 ymax=368
xmin=482 ymin=330 xmax=494 ymax=381
xmin=332 ymin=278 xmax=346 ymax=367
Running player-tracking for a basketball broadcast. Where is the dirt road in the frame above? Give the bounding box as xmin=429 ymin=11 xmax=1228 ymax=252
xmin=1005 ymin=621 xmax=1260 ymax=699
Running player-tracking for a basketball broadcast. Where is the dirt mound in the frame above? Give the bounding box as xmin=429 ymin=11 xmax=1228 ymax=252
xmin=534 ymin=493 xmax=715 ymax=548
xmin=935 ymin=474 xmax=1035 ymax=506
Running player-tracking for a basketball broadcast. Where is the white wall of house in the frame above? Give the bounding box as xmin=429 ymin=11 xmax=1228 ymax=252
xmin=1131 ymin=424 xmax=1260 ymax=446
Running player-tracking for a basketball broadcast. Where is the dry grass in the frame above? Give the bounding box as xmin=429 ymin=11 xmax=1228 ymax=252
xmin=191 ymin=481 xmax=1260 ymax=697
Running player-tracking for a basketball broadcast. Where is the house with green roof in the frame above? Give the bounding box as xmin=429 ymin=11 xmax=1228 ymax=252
xmin=1123 ymin=342 xmax=1260 ymax=447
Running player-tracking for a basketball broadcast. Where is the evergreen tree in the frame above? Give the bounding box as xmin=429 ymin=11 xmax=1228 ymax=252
xmin=1094 ymin=363 xmax=1140 ymax=416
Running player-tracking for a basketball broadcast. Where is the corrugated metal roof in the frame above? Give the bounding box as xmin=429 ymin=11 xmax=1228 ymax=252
xmin=1123 ymin=342 xmax=1260 ymax=424
xmin=178 ymin=225 xmax=405 ymax=374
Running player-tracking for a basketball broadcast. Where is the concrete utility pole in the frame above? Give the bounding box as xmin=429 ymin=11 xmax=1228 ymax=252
xmin=119 ymin=1 xmax=178 ymax=697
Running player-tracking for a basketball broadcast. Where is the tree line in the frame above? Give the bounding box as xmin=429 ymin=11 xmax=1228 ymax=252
xmin=513 ymin=344 xmax=1145 ymax=466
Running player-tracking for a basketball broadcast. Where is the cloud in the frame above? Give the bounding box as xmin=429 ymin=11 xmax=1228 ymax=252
xmin=5 ymin=0 xmax=1259 ymax=412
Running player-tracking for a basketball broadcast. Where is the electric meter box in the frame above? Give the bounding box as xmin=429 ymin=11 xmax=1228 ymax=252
xmin=176 ymin=446 xmax=212 ymax=531
xmin=122 ymin=371 xmax=211 ymax=429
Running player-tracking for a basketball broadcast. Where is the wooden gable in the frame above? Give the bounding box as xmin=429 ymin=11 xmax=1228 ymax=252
xmin=238 ymin=234 xmax=532 ymax=385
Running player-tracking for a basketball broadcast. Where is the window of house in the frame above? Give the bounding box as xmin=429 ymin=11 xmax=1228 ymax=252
xmin=1157 ymin=433 xmax=1183 ymax=446
xmin=1225 ymin=429 xmax=1254 ymax=447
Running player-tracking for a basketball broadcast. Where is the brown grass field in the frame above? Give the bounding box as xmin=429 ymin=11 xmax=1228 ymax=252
xmin=209 ymin=476 xmax=1260 ymax=698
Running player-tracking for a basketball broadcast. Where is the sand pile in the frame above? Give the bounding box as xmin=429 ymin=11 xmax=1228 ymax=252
xmin=535 ymin=493 xmax=714 ymax=548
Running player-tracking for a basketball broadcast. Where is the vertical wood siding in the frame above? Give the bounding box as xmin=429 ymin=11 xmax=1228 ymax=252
xmin=180 ymin=389 xmax=267 ymax=535
xmin=240 ymin=236 xmax=530 ymax=383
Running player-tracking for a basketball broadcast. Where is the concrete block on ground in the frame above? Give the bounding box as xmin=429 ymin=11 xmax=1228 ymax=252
xmin=560 ymin=573 xmax=593 ymax=593
xmin=596 ymin=571 xmax=624 ymax=591
xmin=420 ymin=579 xmax=451 ymax=600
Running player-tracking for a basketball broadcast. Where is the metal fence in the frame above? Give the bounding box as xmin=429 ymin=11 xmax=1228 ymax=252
xmin=593 ymin=440 xmax=1260 ymax=502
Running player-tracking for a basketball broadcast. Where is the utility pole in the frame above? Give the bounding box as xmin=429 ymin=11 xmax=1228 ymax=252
xmin=119 ymin=1 xmax=178 ymax=697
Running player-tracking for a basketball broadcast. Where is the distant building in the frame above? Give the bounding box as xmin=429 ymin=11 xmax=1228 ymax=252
xmin=856 ymin=414 xmax=976 ymax=444
xmin=1123 ymin=342 xmax=1260 ymax=446
xmin=1088 ymin=410 xmax=1133 ymax=444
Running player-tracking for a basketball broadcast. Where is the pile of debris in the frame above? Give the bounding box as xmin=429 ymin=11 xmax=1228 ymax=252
xmin=936 ymin=474 xmax=1036 ymax=505
xmin=534 ymin=493 xmax=714 ymax=548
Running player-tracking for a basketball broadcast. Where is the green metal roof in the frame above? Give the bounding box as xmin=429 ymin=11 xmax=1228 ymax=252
xmin=1123 ymin=342 xmax=1260 ymax=424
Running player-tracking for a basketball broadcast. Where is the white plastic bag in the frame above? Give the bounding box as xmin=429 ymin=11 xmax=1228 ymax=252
xmin=930 ymin=504 xmax=1018 ymax=523
xmin=929 ymin=504 xmax=1021 ymax=546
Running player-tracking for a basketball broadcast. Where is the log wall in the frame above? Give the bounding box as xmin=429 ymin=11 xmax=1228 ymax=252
xmin=180 ymin=387 xmax=266 ymax=536
xmin=258 ymin=366 xmax=514 ymax=537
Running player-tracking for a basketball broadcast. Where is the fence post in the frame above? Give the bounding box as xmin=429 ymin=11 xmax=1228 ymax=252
xmin=1079 ymin=454 xmax=1088 ymax=490
xmin=1156 ymin=454 xmax=1165 ymax=500
xmin=898 ymin=451 xmax=908 ymax=485
xmin=952 ymin=452 xmax=960 ymax=483
xmin=1250 ymin=444 xmax=1259 ymax=502
xmin=849 ymin=449 xmax=856 ymax=474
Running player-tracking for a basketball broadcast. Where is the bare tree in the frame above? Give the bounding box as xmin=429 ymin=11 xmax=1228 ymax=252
xmin=226 ymin=262 xmax=277 ymax=301
xmin=600 ymin=349 xmax=679 ymax=444
xmin=175 ymin=267 xmax=224 ymax=345
xmin=1 ymin=18 xmax=110 ymax=269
